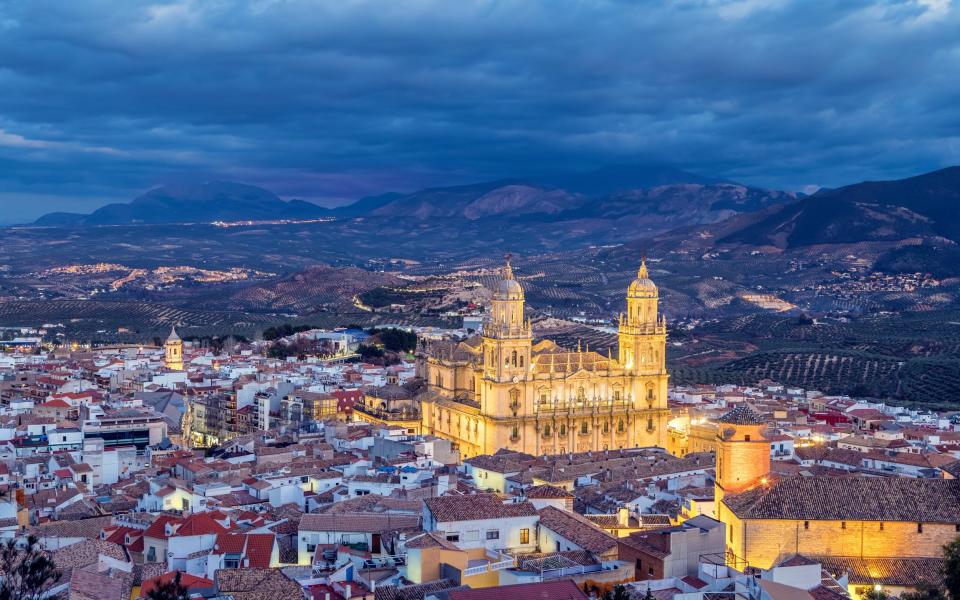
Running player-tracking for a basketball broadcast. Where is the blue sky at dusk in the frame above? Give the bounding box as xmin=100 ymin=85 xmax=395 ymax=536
xmin=1 ymin=0 xmax=959 ymax=222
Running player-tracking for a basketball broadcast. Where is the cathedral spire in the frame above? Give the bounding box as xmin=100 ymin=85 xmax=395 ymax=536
xmin=503 ymin=253 xmax=514 ymax=280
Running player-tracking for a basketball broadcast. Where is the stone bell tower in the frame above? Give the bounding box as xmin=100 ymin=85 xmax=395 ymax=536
xmin=715 ymin=404 xmax=770 ymax=507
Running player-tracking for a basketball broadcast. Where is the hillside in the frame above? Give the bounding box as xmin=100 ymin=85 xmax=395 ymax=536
xmin=719 ymin=166 xmax=960 ymax=248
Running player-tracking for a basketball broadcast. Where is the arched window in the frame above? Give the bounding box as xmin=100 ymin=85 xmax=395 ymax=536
xmin=559 ymin=424 xmax=567 ymax=436
xmin=511 ymin=426 xmax=519 ymax=439
xmin=647 ymin=386 xmax=654 ymax=400
xmin=511 ymin=350 xmax=518 ymax=366
xmin=603 ymin=421 xmax=610 ymax=434
xmin=618 ymin=419 xmax=625 ymax=433
xmin=519 ymin=355 xmax=524 ymax=367
xmin=544 ymin=424 xmax=551 ymax=436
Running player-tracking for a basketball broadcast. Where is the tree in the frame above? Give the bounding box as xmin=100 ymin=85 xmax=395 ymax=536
xmin=864 ymin=589 xmax=891 ymax=600
xmin=945 ymin=536 xmax=960 ymax=600
xmin=0 ymin=535 xmax=60 ymax=600
xmin=145 ymin=571 xmax=191 ymax=600
xmin=901 ymin=585 xmax=947 ymax=600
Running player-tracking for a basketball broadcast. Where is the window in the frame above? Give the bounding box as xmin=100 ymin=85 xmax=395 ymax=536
xmin=147 ymin=547 xmax=156 ymax=562
xmin=879 ymin=522 xmax=884 ymax=531
xmin=613 ymin=390 xmax=621 ymax=401
xmin=519 ymin=528 xmax=530 ymax=544
xmin=744 ymin=435 xmax=751 ymax=442
xmin=803 ymin=521 xmax=809 ymax=530
xmin=647 ymin=387 xmax=654 ymax=400
xmin=224 ymin=554 xmax=241 ymax=569
xmin=301 ymin=476 xmax=308 ymax=483
xmin=486 ymin=530 xmax=500 ymax=540
xmin=581 ymin=422 xmax=588 ymax=434
xmin=841 ymin=522 xmax=846 ymax=530
xmin=306 ymin=543 xmax=317 ymax=552
xmin=618 ymin=420 xmax=625 ymax=433
xmin=603 ymin=421 xmax=609 ymax=434
xmin=465 ymin=530 xmax=479 ymax=541
xmin=729 ymin=527 xmax=733 ymax=541
xmin=544 ymin=424 xmax=551 ymax=436
xmin=446 ymin=533 xmax=460 ymax=542
xmin=559 ymin=424 xmax=566 ymax=435
xmin=918 ymin=523 xmax=924 ymax=533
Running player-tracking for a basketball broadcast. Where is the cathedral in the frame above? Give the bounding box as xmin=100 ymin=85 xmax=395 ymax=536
xmin=418 ymin=258 xmax=670 ymax=458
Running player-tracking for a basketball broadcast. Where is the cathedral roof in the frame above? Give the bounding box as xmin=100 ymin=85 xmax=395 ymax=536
xmin=531 ymin=351 xmax=614 ymax=374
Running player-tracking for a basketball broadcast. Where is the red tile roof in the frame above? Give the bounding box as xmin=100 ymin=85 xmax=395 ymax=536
xmin=447 ymin=580 xmax=588 ymax=600
xmin=140 ymin=571 xmax=214 ymax=598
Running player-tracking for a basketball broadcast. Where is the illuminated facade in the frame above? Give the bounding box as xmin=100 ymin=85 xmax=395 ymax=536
xmin=419 ymin=258 xmax=670 ymax=458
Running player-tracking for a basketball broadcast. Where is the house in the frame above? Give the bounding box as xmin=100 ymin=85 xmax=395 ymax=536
xmin=422 ymin=494 xmax=539 ymax=553
xmin=535 ymin=506 xmax=618 ymax=559
xmin=617 ymin=515 xmax=725 ymax=580
xmin=297 ymin=511 xmax=421 ymax=564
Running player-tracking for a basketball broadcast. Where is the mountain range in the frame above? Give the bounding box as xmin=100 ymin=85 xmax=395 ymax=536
xmin=32 ymin=164 xmax=793 ymax=233
xmin=30 ymin=165 xmax=960 ymax=271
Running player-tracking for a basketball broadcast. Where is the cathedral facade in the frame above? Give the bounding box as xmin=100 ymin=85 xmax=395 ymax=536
xmin=418 ymin=259 xmax=670 ymax=459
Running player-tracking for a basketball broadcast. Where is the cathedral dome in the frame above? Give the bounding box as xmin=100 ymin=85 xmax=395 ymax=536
xmin=627 ymin=260 xmax=657 ymax=298
xmin=495 ymin=260 xmax=524 ymax=300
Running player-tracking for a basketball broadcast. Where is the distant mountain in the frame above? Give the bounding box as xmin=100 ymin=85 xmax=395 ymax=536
xmin=540 ymin=163 xmax=721 ymax=196
xmin=720 ymin=166 xmax=960 ymax=248
xmin=329 ymin=192 xmax=403 ymax=218
xmin=34 ymin=182 xmax=329 ymax=226
xmin=368 ymin=180 xmax=583 ymax=220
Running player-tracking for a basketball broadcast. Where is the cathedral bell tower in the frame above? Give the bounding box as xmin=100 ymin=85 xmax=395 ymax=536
xmin=618 ymin=259 xmax=666 ymax=375
xmin=481 ymin=257 xmax=532 ymax=384
xmin=164 ymin=325 xmax=184 ymax=371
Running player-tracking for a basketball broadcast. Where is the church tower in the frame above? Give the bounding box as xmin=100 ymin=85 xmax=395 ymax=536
xmin=618 ymin=259 xmax=666 ymax=375
xmin=481 ymin=257 xmax=531 ymax=384
xmin=164 ymin=325 xmax=184 ymax=371
xmin=714 ymin=404 xmax=770 ymax=507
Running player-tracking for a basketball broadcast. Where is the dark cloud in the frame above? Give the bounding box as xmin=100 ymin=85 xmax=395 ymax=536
xmin=0 ymin=0 xmax=959 ymax=222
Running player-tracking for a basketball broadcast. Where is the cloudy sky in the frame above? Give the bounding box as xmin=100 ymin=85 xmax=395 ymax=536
xmin=1 ymin=0 xmax=959 ymax=223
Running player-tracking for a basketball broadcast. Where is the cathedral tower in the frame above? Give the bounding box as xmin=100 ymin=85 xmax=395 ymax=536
xmin=481 ymin=257 xmax=532 ymax=384
xmin=164 ymin=325 xmax=184 ymax=371
xmin=714 ymin=404 xmax=770 ymax=506
xmin=618 ymin=259 xmax=666 ymax=376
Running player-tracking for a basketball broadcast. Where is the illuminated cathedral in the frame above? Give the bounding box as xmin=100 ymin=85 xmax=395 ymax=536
xmin=418 ymin=258 xmax=670 ymax=458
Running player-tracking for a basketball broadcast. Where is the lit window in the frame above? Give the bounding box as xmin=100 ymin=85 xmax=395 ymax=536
xmin=519 ymin=529 xmax=530 ymax=544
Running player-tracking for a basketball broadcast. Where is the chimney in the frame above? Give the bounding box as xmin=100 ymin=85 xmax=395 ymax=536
xmin=618 ymin=506 xmax=630 ymax=527
xmin=345 ymin=584 xmax=351 ymax=598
